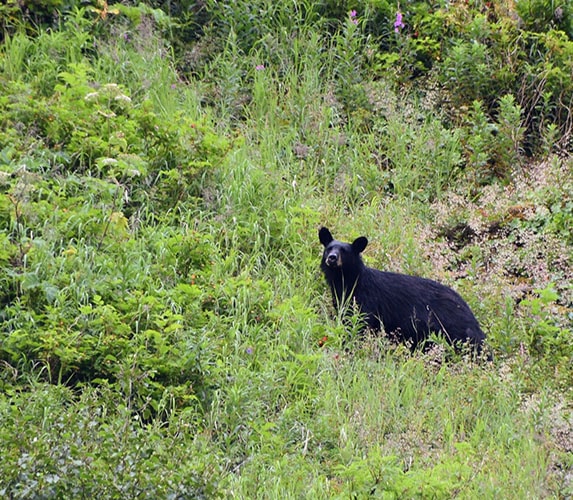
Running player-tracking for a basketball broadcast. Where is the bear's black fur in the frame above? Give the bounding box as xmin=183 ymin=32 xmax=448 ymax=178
xmin=319 ymin=227 xmax=486 ymax=354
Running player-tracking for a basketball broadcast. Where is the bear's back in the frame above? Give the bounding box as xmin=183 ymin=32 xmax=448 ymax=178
xmin=354 ymin=267 xmax=484 ymax=347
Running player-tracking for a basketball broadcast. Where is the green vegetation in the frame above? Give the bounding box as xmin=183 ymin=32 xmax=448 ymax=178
xmin=1 ymin=0 xmax=572 ymax=497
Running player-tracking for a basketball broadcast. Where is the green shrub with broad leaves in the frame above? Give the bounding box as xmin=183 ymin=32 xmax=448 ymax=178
xmin=0 ymin=14 xmax=233 ymax=417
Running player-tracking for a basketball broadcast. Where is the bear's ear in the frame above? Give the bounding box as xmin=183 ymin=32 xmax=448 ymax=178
xmin=319 ymin=227 xmax=333 ymax=246
xmin=352 ymin=236 xmax=368 ymax=254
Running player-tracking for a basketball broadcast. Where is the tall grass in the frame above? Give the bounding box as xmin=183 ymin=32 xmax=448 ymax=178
xmin=218 ymin=349 xmax=560 ymax=497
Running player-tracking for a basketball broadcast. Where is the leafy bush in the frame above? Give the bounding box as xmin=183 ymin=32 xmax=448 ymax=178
xmin=0 ymin=19 xmax=233 ymax=415
xmin=516 ymin=0 xmax=573 ymax=37
xmin=0 ymin=192 xmax=220 ymax=413
xmin=520 ymin=284 xmax=573 ymax=388
xmin=1 ymin=62 xmax=230 ymax=215
xmin=0 ymin=385 xmax=223 ymax=498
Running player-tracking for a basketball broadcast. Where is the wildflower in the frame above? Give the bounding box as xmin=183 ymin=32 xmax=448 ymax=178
xmin=171 ymin=83 xmax=177 ymax=89
xmin=114 ymin=94 xmax=132 ymax=104
xmin=394 ymin=11 xmax=405 ymax=32
xmin=99 ymin=157 xmax=118 ymax=167
xmin=246 ymin=347 xmax=253 ymax=355
xmin=349 ymin=10 xmax=358 ymax=25
xmin=103 ymin=83 xmax=120 ymax=92
xmin=255 ymin=64 xmax=265 ymax=71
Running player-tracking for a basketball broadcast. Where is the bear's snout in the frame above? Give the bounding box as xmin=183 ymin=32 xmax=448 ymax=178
xmin=325 ymin=251 xmax=341 ymax=268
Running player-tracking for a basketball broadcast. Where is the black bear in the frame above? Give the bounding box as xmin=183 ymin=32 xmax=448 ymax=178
xmin=319 ymin=227 xmax=486 ymax=354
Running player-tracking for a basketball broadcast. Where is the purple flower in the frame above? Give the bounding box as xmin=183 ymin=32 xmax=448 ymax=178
xmin=170 ymin=83 xmax=177 ymax=89
xmin=255 ymin=64 xmax=265 ymax=71
xmin=394 ymin=12 xmax=405 ymax=32
xmin=246 ymin=347 xmax=253 ymax=355
xmin=349 ymin=10 xmax=359 ymax=25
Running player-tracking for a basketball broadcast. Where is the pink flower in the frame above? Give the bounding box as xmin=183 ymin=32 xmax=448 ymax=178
xmin=255 ymin=64 xmax=265 ymax=71
xmin=349 ymin=10 xmax=358 ymax=25
xmin=394 ymin=12 xmax=405 ymax=32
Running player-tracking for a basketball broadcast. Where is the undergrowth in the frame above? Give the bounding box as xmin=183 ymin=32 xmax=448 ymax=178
xmin=0 ymin=1 xmax=572 ymax=497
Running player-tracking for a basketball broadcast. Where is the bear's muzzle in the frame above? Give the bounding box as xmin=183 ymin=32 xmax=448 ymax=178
xmin=325 ymin=252 xmax=342 ymax=268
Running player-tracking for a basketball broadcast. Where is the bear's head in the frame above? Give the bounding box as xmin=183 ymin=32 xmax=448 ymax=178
xmin=319 ymin=227 xmax=368 ymax=271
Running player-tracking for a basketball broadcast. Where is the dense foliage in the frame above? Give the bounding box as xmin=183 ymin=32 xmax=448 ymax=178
xmin=1 ymin=0 xmax=572 ymax=497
